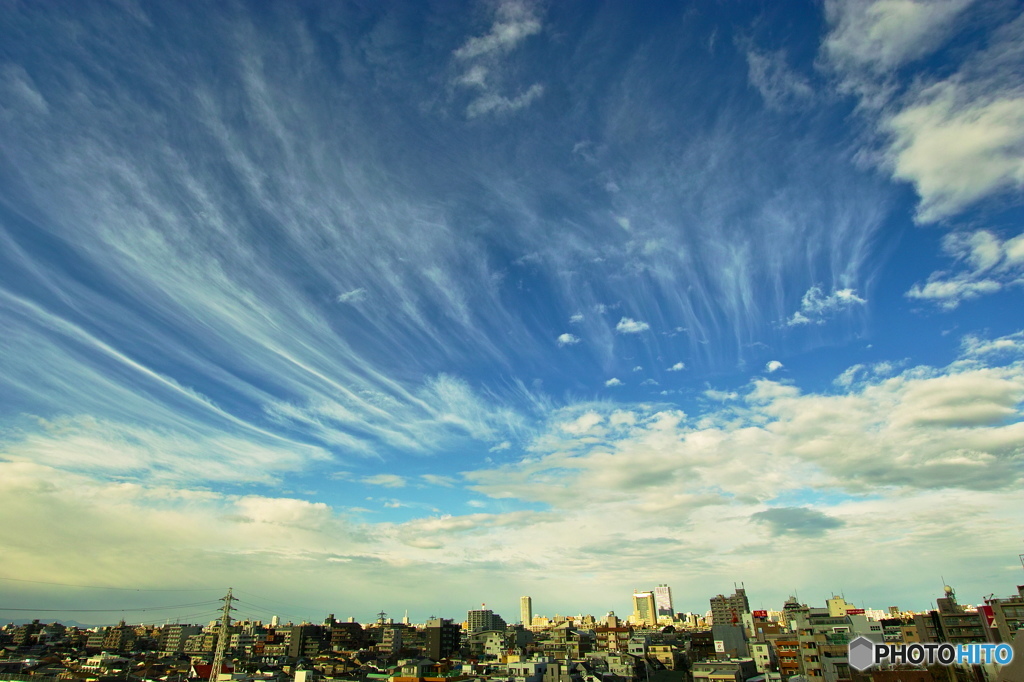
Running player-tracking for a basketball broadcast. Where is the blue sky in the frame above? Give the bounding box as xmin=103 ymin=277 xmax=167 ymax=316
xmin=1 ymin=0 xmax=1023 ymax=625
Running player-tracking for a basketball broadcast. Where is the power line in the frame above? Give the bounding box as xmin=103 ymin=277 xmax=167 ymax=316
xmin=230 ymin=590 xmax=325 ymax=622
xmin=0 ymin=599 xmax=220 ymax=613
xmin=230 ymin=589 xmax=320 ymax=612
xmin=0 ymin=577 xmax=220 ymax=592
xmin=233 ymin=603 xmax=308 ymax=624
xmin=155 ymin=609 xmax=222 ymax=624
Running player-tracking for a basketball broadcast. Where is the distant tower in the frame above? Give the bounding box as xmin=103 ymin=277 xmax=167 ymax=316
xmin=520 ymin=596 xmax=533 ymax=626
xmin=270 ymin=615 xmax=279 ymax=627
xmin=654 ymin=584 xmax=674 ymax=617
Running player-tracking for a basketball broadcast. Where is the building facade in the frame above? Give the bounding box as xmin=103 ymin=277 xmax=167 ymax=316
xmin=654 ymin=584 xmax=674 ymax=618
xmin=632 ymin=591 xmax=657 ymax=627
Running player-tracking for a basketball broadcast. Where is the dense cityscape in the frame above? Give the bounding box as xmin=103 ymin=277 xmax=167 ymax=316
xmin=3 ymin=572 xmax=1023 ymax=682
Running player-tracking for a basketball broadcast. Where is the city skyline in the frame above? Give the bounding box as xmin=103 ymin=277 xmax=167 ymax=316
xmin=5 ymin=580 xmax=1021 ymax=682
xmin=1 ymin=1 xmax=1023 ymax=622
xmin=1 ymin=577 xmax=1013 ymax=629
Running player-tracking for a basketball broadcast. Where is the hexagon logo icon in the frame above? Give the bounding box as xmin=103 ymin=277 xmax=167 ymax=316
xmin=848 ymin=636 xmax=876 ymax=671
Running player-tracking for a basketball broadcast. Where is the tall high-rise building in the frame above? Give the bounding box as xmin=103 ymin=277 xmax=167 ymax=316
xmin=654 ymin=584 xmax=674 ymax=617
xmin=632 ymin=590 xmax=657 ymax=627
xmin=520 ymin=596 xmax=533 ymax=626
xmin=710 ymin=587 xmax=750 ymax=626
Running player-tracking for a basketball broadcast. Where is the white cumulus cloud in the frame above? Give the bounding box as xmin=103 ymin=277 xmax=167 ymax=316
xmin=821 ymin=0 xmax=976 ymax=77
xmin=886 ymin=83 xmax=1024 ymax=223
xmin=821 ymin=1 xmax=1024 ymax=222
xmin=907 ymin=230 xmax=1024 ymax=308
xmin=557 ymin=333 xmax=581 ymax=346
xmin=787 ymin=286 xmax=866 ymax=326
xmin=616 ymin=317 xmax=650 ymax=334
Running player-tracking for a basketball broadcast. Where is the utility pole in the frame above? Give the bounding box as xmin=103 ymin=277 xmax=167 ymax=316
xmin=209 ymin=589 xmax=236 ymax=682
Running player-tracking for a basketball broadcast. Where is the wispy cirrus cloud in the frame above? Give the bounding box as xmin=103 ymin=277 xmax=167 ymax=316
xmin=466 ymin=83 xmax=544 ymax=118
xmin=0 ymin=2 xmax=549 ymax=483
xmin=961 ymin=331 xmax=1024 ymax=359
xmin=362 ymin=474 xmax=407 ymax=488
xmin=337 ymin=288 xmax=368 ymax=304
xmin=743 ymin=45 xmax=814 ymax=110
xmin=452 ymin=1 xmax=542 ymax=60
xmin=420 ymin=473 xmax=458 ymax=487
xmin=451 ymin=0 xmax=544 ymax=118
